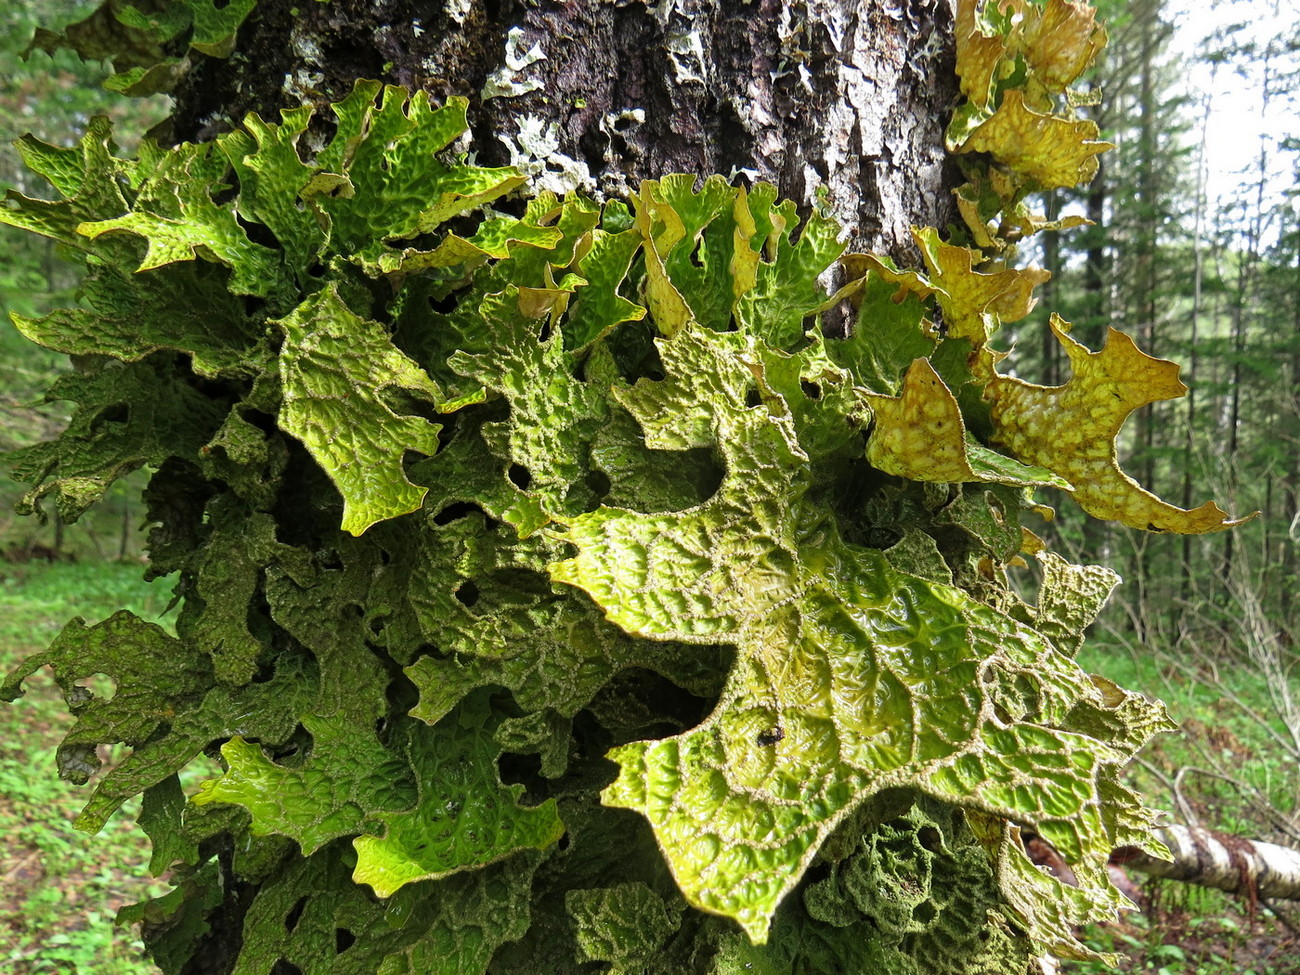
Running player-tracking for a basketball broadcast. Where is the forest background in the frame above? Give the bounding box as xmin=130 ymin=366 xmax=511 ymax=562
xmin=0 ymin=0 xmax=1296 ymax=972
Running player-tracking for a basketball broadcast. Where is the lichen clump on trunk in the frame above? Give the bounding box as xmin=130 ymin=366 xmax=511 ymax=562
xmin=0 ymin=2 xmax=1247 ymax=972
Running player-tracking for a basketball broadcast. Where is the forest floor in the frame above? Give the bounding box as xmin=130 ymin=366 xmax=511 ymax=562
xmin=0 ymin=557 xmax=1296 ymax=974
xmin=1066 ymin=637 xmax=1300 ymax=974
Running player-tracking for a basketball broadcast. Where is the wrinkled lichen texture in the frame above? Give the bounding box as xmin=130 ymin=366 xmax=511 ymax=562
xmin=0 ymin=2 xmax=1251 ymax=974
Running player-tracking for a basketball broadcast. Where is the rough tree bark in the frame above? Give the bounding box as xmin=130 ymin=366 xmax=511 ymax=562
xmin=172 ymin=0 xmax=960 ymax=269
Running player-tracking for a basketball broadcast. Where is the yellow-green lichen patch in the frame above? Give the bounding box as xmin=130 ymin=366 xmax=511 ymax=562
xmin=985 ymin=316 xmax=1255 ymax=532
xmin=957 ymin=89 xmax=1112 ymax=190
xmin=0 ymin=10 xmax=1246 ymax=967
xmin=865 ymin=358 xmax=972 ymax=482
xmin=1025 ymin=0 xmax=1108 ymax=92
xmin=551 ymin=324 xmax=1169 ymax=949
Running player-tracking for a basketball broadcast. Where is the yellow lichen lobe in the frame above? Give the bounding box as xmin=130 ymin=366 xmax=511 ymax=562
xmin=960 ymin=89 xmax=1112 ymax=189
xmin=1026 ymin=0 xmax=1107 ymax=92
xmin=914 ymin=227 xmax=1050 ymax=343
xmin=955 ymin=0 xmax=1106 ymax=104
xmin=860 ymin=229 xmax=1050 ymax=347
xmin=865 ymin=358 xmax=973 ymax=482
xmin=984 ymin=316 xmax=1256 ymax=533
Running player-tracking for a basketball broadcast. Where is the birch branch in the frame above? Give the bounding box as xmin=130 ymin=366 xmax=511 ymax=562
xmin=1115 ymin=824 xmax=1300 ymax=901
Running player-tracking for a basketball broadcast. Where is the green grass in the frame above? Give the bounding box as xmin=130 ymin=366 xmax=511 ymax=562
xmin=0 ymin=558 xmax=176 ymax=975
xmin=1066 ymin=888 xmax=1298 ymax=975
xmin=0 ymin=557 xmax=175 ymax=649
xmin=1077 ymin=636 xmax=1298 ymax=832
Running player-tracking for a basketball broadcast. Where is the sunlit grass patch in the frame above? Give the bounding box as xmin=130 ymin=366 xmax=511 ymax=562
xmin=1078 ymin=636 xmax=1297 ymax=830
xmin=0 ymin=559 xmax=177 ymax=652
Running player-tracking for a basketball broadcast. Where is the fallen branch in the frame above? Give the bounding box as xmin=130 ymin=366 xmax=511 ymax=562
xmin=1115 ymin=824 xmax=1300 ymax=901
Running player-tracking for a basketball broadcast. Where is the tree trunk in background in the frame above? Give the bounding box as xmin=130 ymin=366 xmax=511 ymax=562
xmin=1178 ymin=89 xmax=1211 ymax=645
xmin=1039 ymin=188 xmax=1061 ymax=387
xmin=1078 ymin=153 xmax=1111 ymax=564
xmin=1283 ymin=219 xmax=1300 ymax=648
xmin=1222 ymin=39 xmax=1277 ymax=589
xmin=1080 ymin=153 xmax=1108 ymax=350
xmin=170 ymin=0 xmax=960 ymax=270
xmin=1128 ymin=0 xmax=1158 ymax=641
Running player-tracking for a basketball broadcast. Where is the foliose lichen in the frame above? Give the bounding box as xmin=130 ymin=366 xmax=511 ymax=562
xmin=0 ymin=2 xmax=1251 ymax=972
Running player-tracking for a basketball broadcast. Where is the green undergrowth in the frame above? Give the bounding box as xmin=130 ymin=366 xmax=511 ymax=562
xmin=0 ymin=559 xmax=173 ymax=975
xmin=0 ymin=558 xmax=176 ymax=650
xmin=1 ymin=748 xmax=162 ymax=975
xmin=1077 ymin=639 xmax=1297 ymax=832
xmin=1065 ymin=638 xmax=1300 ymax=975
xmin=1064 ymin=890 xmax=1299 ymax=975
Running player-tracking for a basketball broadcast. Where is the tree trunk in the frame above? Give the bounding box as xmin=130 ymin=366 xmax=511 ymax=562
xmin=172 ymin=0 xmax=960 ymax=269
xmin=1281 ymin=213 xmax=1300 ymax=646
xmin=1038 ymin=188 xmax=1061 ymax=387
xmin=1178 ymin=88 xmax=1212 ymax=645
